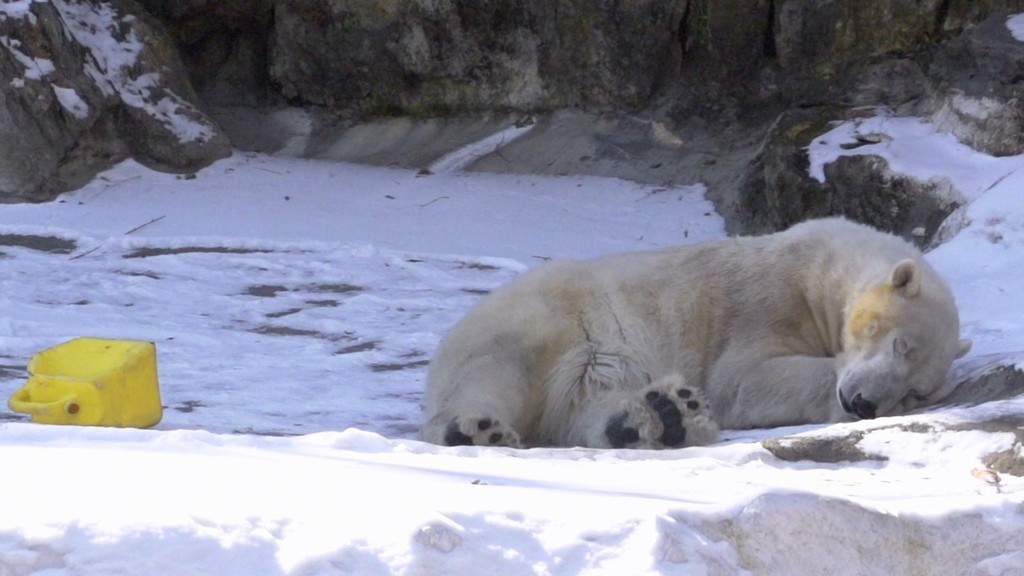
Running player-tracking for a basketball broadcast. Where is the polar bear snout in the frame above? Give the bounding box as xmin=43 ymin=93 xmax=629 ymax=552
xmin=838 ymin=389 xmax=877 ymax=419
xmin=835 ymin=358 xmax=899 ymax=420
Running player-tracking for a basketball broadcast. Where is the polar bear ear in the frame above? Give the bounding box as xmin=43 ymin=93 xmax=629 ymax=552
xmin=956 ymin=338 xmax=973 ymax=359
xmin=890 ymin=259 xmax=921 ymax=297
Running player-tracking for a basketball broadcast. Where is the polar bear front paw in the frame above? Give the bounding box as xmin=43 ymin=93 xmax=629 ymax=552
xmin=442 ymin=416 xmax=523 ymax=448
xmin=603 ymin=376 xmax=718 ymax=449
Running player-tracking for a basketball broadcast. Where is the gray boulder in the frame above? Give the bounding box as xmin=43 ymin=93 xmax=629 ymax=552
xmin=926 ymin=11 xmax=1024 ymax=156
xmin=732 ymin=108 xmax=962 ymax=248
xmin=0 ymin=0 xmax=229 ymax=202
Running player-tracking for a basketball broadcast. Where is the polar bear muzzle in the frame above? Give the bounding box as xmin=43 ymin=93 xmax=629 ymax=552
xmin=838 ymin=389 xmax=877 ymax=419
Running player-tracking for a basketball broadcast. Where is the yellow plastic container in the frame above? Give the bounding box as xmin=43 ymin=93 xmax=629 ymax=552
xmin=7 ymin=338 xmax=162 ymax=428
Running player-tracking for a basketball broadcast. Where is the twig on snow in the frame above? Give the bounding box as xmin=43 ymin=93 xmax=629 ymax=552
xmin=69 ymin=246 xmax=101 ymax=260
xmin=125 ymin=215 xmax=167 ymax=235
xmin=416 ymin=196 xmax=450 ymax=208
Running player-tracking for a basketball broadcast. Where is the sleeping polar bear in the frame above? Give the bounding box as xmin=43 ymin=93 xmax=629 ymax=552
xmin=421 ymin=218 xmax=972 ymax=449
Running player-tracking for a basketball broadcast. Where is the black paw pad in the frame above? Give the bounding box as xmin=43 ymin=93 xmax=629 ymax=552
xmin=646 ymin=392 xmax=686 ymax=447
xmin=443 ymin=419 xmax=474 ymax=446
xmin=605 ymin=411 xmax=641 ymax=448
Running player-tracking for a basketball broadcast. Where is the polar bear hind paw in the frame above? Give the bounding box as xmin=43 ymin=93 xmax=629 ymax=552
xmin=443 ymin=416 xmax=523 ymax=448
xmin=604 ymin=378 xmax=717 ymax=449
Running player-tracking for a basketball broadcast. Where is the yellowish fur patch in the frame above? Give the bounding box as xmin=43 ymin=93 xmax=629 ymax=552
xmin=846 ymin=285 xmax=902 ymax=343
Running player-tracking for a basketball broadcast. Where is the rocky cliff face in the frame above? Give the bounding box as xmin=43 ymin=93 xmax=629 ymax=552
xmin=4 ymin=0 xmax=1024 ymax=241
xmin=145 ymin=0 xmax=688 ymax=115
xmin=269 ymin=0 xmax=687 ymax=114
xmin=0 ymin=0 xmax=230 ymax=202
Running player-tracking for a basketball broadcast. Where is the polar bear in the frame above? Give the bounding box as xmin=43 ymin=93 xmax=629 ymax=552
xmin=421 ymin=218 xmax=972 ymax=449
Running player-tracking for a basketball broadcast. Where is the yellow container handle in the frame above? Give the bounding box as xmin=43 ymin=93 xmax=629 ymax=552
xmin=7 ymin=386 xmax=80 ymax=417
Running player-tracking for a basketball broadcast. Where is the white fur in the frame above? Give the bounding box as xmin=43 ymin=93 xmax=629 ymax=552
xmin=421 ymin=218 xmax=971 ymax=448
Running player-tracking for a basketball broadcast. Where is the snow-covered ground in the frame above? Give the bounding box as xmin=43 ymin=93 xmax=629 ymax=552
xmin=1 ymin=110 xmax=1023 ymax=574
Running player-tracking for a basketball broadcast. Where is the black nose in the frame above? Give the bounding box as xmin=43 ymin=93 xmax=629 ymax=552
xmin=849 ymin=393 xmax=877 ymax=419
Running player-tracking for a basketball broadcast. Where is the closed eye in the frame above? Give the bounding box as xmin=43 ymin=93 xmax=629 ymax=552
xmin=892 ymin=337 xmax=916 ymax=362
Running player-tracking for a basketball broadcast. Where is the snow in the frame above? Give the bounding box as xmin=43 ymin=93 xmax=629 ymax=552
xmin=52 ymin=85 xmax=90 ymax=119
xmin=429 ymin=122 xmax=536 ymax=173
xmin=0 ymin=36 xmax=55 ymax=80
xmin=1009 ymin=13 xmax=1024 ymax=42
xmin=0 ymin=1 xmax=35 ymax=19
xmin=1 ymin=119 xmax=1023 ymax=572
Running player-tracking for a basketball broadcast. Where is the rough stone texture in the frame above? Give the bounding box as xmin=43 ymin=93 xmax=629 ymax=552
xmin=467 ymin=110 xmax=755 ymax=187
xmin=0 ymin=1 xmax=111 ymax=201
xmin=946 ymin=358 xmax=1024 ymax=406
xmin=0 ymin=0 xmax=230 ymax=202
xmin=984 ymin=443 xmax=1024 ymax=476
xmin=267 ymin=0 xmax=687 ymax=116
xmin=821 ymin=155 xmax=962 ymax=246
xmin=111 ymin=1 xmax=232 ymax=172
xmin=140 ymin=0 xmax=1024 ymax=117
xmin=762 ymin=431 xmax=879 ymax=464
xmin=732 ymin=108 xmax=833 ymax=239
xmin=925 ymin=12 xmax=1024 ymax=156
xmin=772 ymin=0 xmax=937 ymax=81
xmin=731 ymin=107 xmax=962 ymax=248
xmin=761 ymin=423 xmax=932 ymax=464
xmin=761 ymin=412 xmax=1024 ymax=468
xmin=930 ymin=93 xmax=1024 ymax=157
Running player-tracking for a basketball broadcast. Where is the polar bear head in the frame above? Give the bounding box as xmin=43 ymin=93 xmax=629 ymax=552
xmin=836 ymin=259 xmax=972 ymax=420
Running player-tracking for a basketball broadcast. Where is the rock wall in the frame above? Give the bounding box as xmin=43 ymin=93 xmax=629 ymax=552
xmin=156 ymin=0 xmax=690 ymax=115
xmin=129 ymin=0 xmax=1024 ymax=242
xmin=5 ymin=0 xmax=1024 ymax=238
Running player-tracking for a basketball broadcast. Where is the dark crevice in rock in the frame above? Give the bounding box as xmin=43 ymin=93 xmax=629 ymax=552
xmin=935 ymin=0 xmax=953 ymax=38
xmin=764 ymin=0 xmax=778 ymax=59
xmin=677 ymin=0 xmax=692 ymax=65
